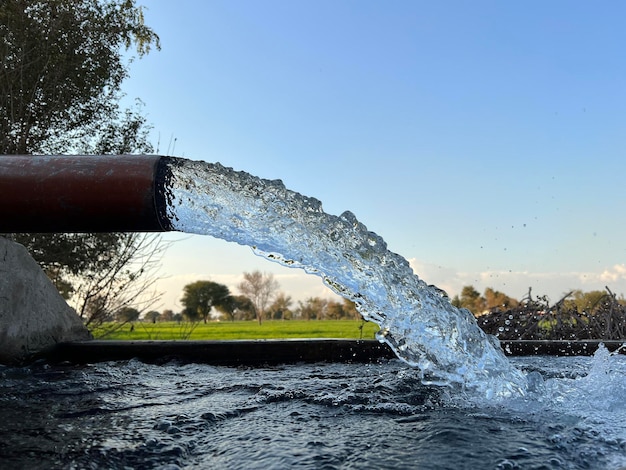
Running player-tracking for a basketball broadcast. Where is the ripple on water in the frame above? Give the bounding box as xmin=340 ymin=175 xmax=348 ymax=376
xmin=0 ymin=354 xmax=625 ymax=469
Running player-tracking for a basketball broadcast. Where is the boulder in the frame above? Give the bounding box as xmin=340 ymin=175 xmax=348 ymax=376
xmin=0 ymin=237 xmax=91 ymax=364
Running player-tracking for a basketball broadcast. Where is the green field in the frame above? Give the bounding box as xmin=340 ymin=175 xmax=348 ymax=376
xmin=93 ymin=320 xmax=380 ymax=341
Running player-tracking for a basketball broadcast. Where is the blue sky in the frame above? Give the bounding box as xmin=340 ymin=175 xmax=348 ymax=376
xmin=122 ymin=1 xmax=626 ymax=312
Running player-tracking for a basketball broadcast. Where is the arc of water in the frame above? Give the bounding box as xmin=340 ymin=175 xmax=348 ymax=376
xmin=160 ymin=157 xmax=527 ymax=398
xmin=0 ymin=154 xmax=527 ymax=397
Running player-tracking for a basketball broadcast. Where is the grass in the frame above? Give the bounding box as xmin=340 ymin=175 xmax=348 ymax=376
xmin=92 ymin=320 xmax=380 ymax=341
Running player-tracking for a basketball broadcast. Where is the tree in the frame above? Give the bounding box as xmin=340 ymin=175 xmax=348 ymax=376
xmin=296 ymin=297 xmax=330 ymax=320
xmin=116 ymin=306 xmax=140 ymax=323
xmin=231 ymin=295 xmax=256 ymax=321
xmin=82 ymin=295 xmax=113 ymax=324
xmin=0 ymin=0 xmax=163 ymax=328
xmin=70 ymin=233 xmax=168 ymax=328
xmin=325 ymin=301 xmax=343 ymax=320
xmin=452 ymin=285 xmax=519 ymax=315
xmin=181 ymin=281 xmax=230 ymax=323
xmin=159 ymin=309 xmax=175 ymax=322
xmin=238 ymin=271 xmax=279 ymax=324
xmin=144 ymin=310 xmax=160 ymax=323
xmin=323 ymin=299 xmax=362 ymax=320
xmin=267 ymin=293 xmax=293 ymax=320
xmin=216 ymin=295 xmax=256 ymax=321
xmin=483 ymin=287 xmax=518 ymax=312
xmin=564 ymin=289 xmax=608 ymax=314
xmin=452 ymin=285 xmax=484 ymax=314
xmin=342 ymin=299 xmax=362 ymax=320
xmin=0 ymin=0 xmax=159 ymax=154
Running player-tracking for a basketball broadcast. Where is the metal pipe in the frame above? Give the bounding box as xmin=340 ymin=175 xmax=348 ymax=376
xmin=0 ymin=155 xmax=172 ymax=232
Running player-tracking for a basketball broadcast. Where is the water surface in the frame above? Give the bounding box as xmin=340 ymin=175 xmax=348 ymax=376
xmin=1 ymin=349 xmax=625 ymax=469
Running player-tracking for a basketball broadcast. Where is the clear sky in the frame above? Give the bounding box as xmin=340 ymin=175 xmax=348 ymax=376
xmin=122 ymin=0 xmax=626 ymax=312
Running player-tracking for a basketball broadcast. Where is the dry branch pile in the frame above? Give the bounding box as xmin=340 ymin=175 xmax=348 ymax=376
xmin=477 ymin=287 xmax=626 ymax=340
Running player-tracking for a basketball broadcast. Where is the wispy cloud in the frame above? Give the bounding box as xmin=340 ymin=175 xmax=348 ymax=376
xmin=599 ymin=264 xmax=626 ymax=283
xmin=408 ymin=259 xmax=626 ymax=302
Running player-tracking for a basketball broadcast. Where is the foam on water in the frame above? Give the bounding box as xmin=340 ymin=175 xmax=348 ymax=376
xmin=493 ymin=345 xmax=626 ymax=469
xmin=526 ymin=345 xmax=626 ymax=441
xmin=160 ymin=158 xmax=527 ymax=398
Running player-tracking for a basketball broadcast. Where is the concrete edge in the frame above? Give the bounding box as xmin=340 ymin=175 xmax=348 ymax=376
xmin=32 ymin=339 xmax=626 ymax=366
xmin=38 ymin=339 xmax=397 ymax=366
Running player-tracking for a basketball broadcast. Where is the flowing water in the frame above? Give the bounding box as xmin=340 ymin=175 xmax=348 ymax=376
xmin=1 ymin=350 xmax=625 ymax=469
xmin=160 ymin=157 xmax=526 ymax=398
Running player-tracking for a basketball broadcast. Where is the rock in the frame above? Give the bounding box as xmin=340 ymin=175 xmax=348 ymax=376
xmin=0 ymin=237 xmax=91 ymax=364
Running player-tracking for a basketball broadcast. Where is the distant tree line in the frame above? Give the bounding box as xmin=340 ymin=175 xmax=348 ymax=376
xmin=130 ymin=270 xmax=362 ymax=326
xmin=451 ymin=285 xmax=519 ymax=314
xmin=100 ymin=273 xmax=626 ymax=342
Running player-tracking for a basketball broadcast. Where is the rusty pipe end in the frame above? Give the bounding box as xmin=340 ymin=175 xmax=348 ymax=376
xmin=0 ymin=155 xmax=176 ymax=233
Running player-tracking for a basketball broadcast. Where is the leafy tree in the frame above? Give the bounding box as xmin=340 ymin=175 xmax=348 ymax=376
xmin=452 ymin=285 xmax=483 ymax=313
xmin=238 ymin=271 xmax=279 ymax=324
xmin=483 ymin=287 xmax=518 ymax=312
xmin=342 ymin=299 xmax=361 ymax=320
xmin=116 ymin=306 xmax=140 ymax=323
xmin=326 ymin=301 xmax=345 ymax=320
xmin=267 ymin=293 xmax=293 ymax=320
xmin=0 ymin=0 xmax=159 ymax=154
xmin=452 ymin=285 xmax=518 ymax=315
xmin=325 ymin=299 xmax=362 ymax=320
xmin=216 ymin=295 xmax=257 ymax=321
xmin=144 ymin=310 xmax=160 ymax=323
xmin=296 ymin=297 xmax=329 ymax=320
xmin=230 ymin=295 xmax=257 ymax=321
xmin=159 ymin=309 xmax=175 ymax=322
xmin=326 ymin=299 xmax=362 ymax=320
xmin=296 ymin=298 xmax=316 ymax=320
xmin=564 ymin=289 xmax=608 ymax=314
xmin=0 ymin=0 xmax=162 ymax=326
xmin=181 ymin=281 xmax=230 ymax=323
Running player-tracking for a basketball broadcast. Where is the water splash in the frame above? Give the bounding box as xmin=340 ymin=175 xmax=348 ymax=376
xmin=161 ymin=157 xmax=527 ymax=397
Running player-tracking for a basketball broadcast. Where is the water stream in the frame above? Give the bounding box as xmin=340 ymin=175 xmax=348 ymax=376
xmin=160 ymin=157 xmax=527 ymax=398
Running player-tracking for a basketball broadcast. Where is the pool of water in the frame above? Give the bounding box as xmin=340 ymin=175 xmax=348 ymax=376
xmin=1 ymin=351 xmax=625 ymax=469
